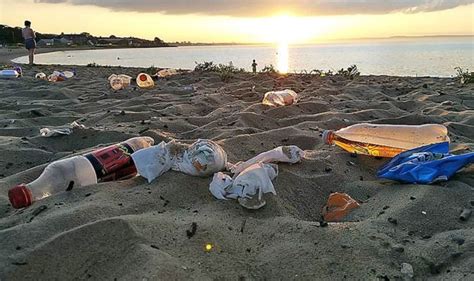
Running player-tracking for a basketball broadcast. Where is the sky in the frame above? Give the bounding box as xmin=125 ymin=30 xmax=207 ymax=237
xmin=1 ymin=0 xmax=473 ymax=43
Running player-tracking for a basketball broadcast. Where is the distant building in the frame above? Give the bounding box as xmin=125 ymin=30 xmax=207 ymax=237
xmin=36 ymin=38 xmax=73 ymax=47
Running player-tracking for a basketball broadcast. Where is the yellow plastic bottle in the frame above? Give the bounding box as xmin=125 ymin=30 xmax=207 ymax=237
xmin=322 ymin=123 xmax=450 ymax=157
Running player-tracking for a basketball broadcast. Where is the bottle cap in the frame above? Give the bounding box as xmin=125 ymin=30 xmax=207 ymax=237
xmin=8 ymin=184 xmax=33 ymax=209
xmin=322 ymin=130 xmax=335 ymax=145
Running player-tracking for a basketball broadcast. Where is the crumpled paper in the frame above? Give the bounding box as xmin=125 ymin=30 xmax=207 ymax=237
xmin=210 ymin=163 xmax=278 ymax=209
xmin=230 ymin=145 xmax=305 ymax=175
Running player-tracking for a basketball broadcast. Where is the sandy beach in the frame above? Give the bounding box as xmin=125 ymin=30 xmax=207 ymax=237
xmin=0 ymin=60 xmax=473 ymax=280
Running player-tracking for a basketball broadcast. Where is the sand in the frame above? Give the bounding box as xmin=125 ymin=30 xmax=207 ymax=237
xmin=0 ymin=60 xmax=473 ymax=280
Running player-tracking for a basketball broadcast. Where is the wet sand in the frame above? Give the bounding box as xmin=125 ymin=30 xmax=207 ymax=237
xmin=0 ymin=63 xmax=473 ymax=280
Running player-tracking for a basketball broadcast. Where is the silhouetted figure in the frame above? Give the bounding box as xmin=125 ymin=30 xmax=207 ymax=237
xmin=252 ymin=59 xmax=258 ymax=73
xmin=22 ymin=20 xmax=36 ymax=65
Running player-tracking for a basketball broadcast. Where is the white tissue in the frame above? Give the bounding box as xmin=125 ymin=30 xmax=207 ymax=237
xmin=131 ymin=141 xmax=173 ymax=183
xmin=230 ymin=145 xmax=305 ymax=175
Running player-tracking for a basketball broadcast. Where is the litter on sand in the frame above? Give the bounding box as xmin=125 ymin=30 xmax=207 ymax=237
xmin=39 ymin=121 xmax=86 ymax=137
xmin=210 ymin=163 xmax=278 ymax=210
xmin=229 ymin=145 xmax=305 ymax=175
xmin=262 ymin=89 xmax=298 ymax=107
xmin=377 ymin=142 xmax=474 ymax=184
xmin=322 ymin=192 xmax=360 ymax=222
xmin=156 ymin=68 xmax=179 ymax=78
xmin=210 ymin=145 xmax=305 ymax=210
xmin=136 ymin=73 xmax=155 ymax=89
xmin=323 ymin=123 xmax=450 ymax=158
xmin=132 ymin=139 xmax=228 ymax=183
xmin=108 ymin=74 xmax=132 ymax=90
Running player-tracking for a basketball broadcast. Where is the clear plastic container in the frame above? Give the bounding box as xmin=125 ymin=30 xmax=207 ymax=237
xmin=322 ymin=123 xmax=449 ymax=157
xmin=262 ymin=90 xmax=298 ymax=106
xmin=8 ymin=137 xmax=154 ymax=208
xmin=0 ymin=70 xmax=20 ymax=79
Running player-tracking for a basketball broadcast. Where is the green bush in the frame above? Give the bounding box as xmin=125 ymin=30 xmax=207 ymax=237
xmin=455 ymin=67 xmax=474 ymax=84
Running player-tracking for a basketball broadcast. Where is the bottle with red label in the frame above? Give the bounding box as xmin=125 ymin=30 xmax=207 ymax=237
xmin=8 ymin=137 xmax=154 ymax=209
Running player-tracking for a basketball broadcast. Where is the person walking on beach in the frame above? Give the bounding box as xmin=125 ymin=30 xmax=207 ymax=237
xmin=22 ymin=20 xmax=36 ymax=65
xmin=252 ymin=59 xmax=258 ymax=73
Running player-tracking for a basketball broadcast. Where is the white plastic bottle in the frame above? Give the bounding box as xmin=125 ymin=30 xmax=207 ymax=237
xmin=136 ymin=73 xmax=154 ymax=89
xmin=322 ymin=123 xmax=449 ymax=157
xmin=8 ymin=137 xmax=154 ymax=208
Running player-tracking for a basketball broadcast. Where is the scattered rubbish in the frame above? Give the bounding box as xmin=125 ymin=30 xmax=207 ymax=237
xmin=229 ymin=145 xmax=305 ymax=175
xmin=136 ymin=73 xmax=154 ymax=89
xmin=322 ymin=123 xmax=450 ymax=158
xmin=459 ymin=208 xmax=471 ymax=221
xmin=209 ymin=145 xmax=305 ymax=209
xmin=48 ymin=70 xmax=75 ymax=82
xmin=210 ymin=163 xmax=278 ymax=209
xmin=156 ymin=68 xmax=179 ymax=78
xmin=377 ymin=142 xmax=474 ymax=184
xmin=0 ymin=68 xmax=21 ymax=79
xmin=132 ymin=139 xmax=228 ymax=183
xmin=401 ymin=263 xmax=414 ymax=280
xmin=108 ymin=74 xmax=132 ymax=91
xmin=422 ymin=211 xmax=427 ymax=215
xmin=39 ymin=121 xmax=85 ymax=137
xmin=322 ymin=192 xmax=360 ymax=222
xmin=262 ymin=89 xmax=298 ymax=107
xmin=8 ymin=137 xmax=154 ymax=209
xmin=35 ymin=72 xmax=47 ymax=80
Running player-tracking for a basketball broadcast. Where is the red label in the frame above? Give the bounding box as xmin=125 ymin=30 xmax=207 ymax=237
xmin=85 ymin=144 xmax=137 ymax=182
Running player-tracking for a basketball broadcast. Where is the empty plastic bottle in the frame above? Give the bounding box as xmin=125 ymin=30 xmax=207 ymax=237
xmin=262 ymin=89 xmax=298 ymax=107
xmin=322 ymin=123 xmax=450 ymax=158
xmin=108 ymin=74 xmax=132 ymax=91
xmin=136 ymin=73 xmax=154 ymax=89
xmin=0 ymin=69 xmax=21 ymax=79
xmin=8 ymin=137 xmax=154 ymax=209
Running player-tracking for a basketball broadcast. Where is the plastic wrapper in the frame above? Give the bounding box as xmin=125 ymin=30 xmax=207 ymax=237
xmin=131 ymin=139 xmax=228 ymax=183
xmin=262 ymin=89 xmax=298 ymax=107
xmin=377 ymin=142 xmax=474 ymax=184
xmin=209 ymin=163 xmax=278 ymax=209
xmin=230 ymin=145 xmax=305 ymax=175
xmin=39 ymin=121 xmax=85 ymax=137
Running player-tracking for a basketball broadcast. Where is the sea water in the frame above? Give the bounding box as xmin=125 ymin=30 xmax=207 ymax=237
xmin=13 ymin=37 xmax=473 ymax=77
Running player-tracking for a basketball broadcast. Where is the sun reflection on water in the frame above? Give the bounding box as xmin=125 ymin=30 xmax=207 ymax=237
xmin=277 ymin=43 xmax=289 ymax=73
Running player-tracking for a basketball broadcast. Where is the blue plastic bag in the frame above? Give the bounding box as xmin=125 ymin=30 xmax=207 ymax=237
xmin=377 ymin=142 xmax=474 ymax=184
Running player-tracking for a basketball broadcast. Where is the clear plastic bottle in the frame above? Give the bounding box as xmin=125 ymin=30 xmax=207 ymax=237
xmin=262 ymin=89 xmax=298 ymax=107
xmin=8 ymin=137 xmax=154 ymax=208
xmin=0 ymin=69 xmax=21 ymax=79
xmin=322 ymin=123 xmax=449 ymax=157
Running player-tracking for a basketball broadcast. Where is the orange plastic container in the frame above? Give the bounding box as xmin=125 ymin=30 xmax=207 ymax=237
xmin=322 ymin=192 xmax=360 ymax=222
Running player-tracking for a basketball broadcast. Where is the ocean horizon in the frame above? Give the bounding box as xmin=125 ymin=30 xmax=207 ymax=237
xmin=13 ymin=36 xmax=473 ymax=77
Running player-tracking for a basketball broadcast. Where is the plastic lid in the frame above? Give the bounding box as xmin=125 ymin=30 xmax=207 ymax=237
xmin=322 ymin=130 xmax=335 ymax=145
xmin=8 ymin=184 xmax=33 ymax=209
xmin=139 ymin=74 xmax=148 ymax=82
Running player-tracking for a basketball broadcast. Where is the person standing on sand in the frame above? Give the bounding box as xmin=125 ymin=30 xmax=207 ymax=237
xmin=252 ymin=59 xmax=258 ymax=73
xmin=22 ymin=20 xmax=36 ymax=65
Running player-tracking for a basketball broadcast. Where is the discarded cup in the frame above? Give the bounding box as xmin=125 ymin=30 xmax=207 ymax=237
xmin=262 ymin=89 xmax=298 ymax=107
xmin=108 ymin=74 xmax=132 ymax=91
xmin=322 ymin=192 xmax=360 ymax=222
xmin=8 ymin=137 xmax=154 ymax=209
xmin=35 ymin=72 xmax=47 ymax=80
xmin=136 ymin=73 xmax=154 ymax=89
xmin=323 ymin=123 xmax=450 ymax=158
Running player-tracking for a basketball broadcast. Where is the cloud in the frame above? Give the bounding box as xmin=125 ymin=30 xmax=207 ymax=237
xmin=33 ymin=0 xmax=474 ymax=16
